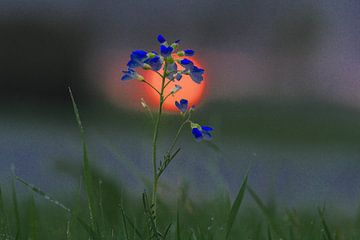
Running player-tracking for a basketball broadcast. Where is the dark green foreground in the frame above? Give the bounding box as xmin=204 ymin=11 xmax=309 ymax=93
xmin=1 ymin=176 xmax=360 ymax=240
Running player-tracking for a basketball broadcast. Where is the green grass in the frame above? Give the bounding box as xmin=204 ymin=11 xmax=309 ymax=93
xmin=1 ymin=180 xmax=360 ymax=239
xmin=2 ymin=94 xmax=360 ymax=239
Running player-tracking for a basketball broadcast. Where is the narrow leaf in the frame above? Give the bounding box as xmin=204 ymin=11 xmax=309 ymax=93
xmin=225 ymin=173 xmax=248 ymax=240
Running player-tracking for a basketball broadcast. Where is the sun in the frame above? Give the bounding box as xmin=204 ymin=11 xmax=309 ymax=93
xmin=143 ymin=57 xmax=206 ymax=112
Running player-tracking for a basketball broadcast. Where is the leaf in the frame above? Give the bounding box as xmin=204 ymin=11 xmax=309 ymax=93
xmin=247 ymin=186 xmax=285 ymax=239
xmin=176 ymin=208 xmax=181 ymax=240
xmin=69 ymin=87 xmax=99 ymax=236
xmin=318 ymin=207 xmax=334 ymax=240
xmin=267 ymin=226 xmax=272 ymax=240
xmin=12 ymin=168 xmax=21 ymax=240
xmin=28 ymin=196 xmax=39 ymax=240
xmin=225 ymin=173 xmax=248 ymax=240
xmin=0 ymin=185 xmax=9 ymax=234
xmin=142 ymin=192 xmax=160 ymax=240
xmin=16 ymin=176 xmax=71 ymax=213
xmin=119 ymin=205 xmax=144 ymax=240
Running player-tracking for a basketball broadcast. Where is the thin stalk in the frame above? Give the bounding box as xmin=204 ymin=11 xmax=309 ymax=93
xmin=143 ymin=80 xmax=161 ymax=95
xmin=151 ymin=61 xmax=168 ymax=222
xmin=167 ymin=115 xmax=191 ymax=154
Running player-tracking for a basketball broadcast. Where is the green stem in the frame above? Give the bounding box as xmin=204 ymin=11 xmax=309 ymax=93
xmin=167 ymin=115 xmax=191 ymax=154
xmin=143 ymin=80 xmax=161 ymax=95
xmin=151 ymin=62 xmax=167 ymax=223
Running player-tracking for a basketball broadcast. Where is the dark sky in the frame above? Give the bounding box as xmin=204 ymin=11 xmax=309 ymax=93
xmin=0 ymin=0 xmax=359 ymax=107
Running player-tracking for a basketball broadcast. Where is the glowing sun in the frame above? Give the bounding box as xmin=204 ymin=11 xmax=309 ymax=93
xmin=143 ymin=57 xmax=206 ymax=112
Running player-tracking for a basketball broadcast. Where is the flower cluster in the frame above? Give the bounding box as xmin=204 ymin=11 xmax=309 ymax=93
xmin=175 ymin=98 xmax=213 ymax=141
xmin=121 ymin=34 xmax=204 ymax=84
xmin=121 ymin=34 xmax=212 ymax=142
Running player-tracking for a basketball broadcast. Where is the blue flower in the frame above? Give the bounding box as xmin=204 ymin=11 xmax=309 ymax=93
xmin=121 ymin=68 xmax=144 ymax=81
xmin=171 ymin=84 xmax=182 ymax=95
xmin=175 ymin=73 xmax=182 ymax=81
xmin=160 ymin=45 xmax=173 ymax=57
xmin=184 ymin=49 xmax=195 ymax=56
xmin=179 ymin=58 xmax=194 ymax=69
xmin=189 ymin=66 xmax=204 ymax=84
xmin=179 ymin=58 xmax=204 ymax=84
xmin=127 ymin=50 xmax=148 ymax=68
xmin=166 ymin=62 xmax=178 ymax=80
xmin=144 ymin=54 xmax=163 ymax=71
xmin=157 ymin=34 xmax=166 ymax=44
xmin=191 ymin=125 xmax=213 ymax=141
xmin=175 ymin=99 xmax=188 ymax=113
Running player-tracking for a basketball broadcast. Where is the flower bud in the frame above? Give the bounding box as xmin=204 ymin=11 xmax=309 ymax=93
xmin=136 ymin=74 xmax=145 ymax=81
xmin=147 ymin=52 xmax=156 ymax=58
xmin=171 ymin=84 xmax=182 ymax=95
xmin=140 ymin=98 xmax=148 ymax=109
xmin=142 ymin=63 xmax=152 ymax=70
xmin=171 ymin=43 xmax=179 ymax=51
xmin=177 ymin=51 xmax=185 ymax=57
xmin=190 ymin=122 xmax=201 ymax=130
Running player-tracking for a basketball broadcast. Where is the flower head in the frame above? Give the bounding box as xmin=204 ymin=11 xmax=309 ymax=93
xmin=191 ymin=124 xmax=213 ymax=141
xmin=179 ymin=58 xmax=194 ymax=69
xmin=144 ymin=54 xmax=163 ymax=71
xmin=171 ymin=85 xmax=182 ymax=95
xmin=189 ymin=66 xmax=204 ymax=84
xmin=121 ymin=68 xmax=144 ymax=81
xmin=126 ymin=50 xmax=164 ymax=71
xmin=157 ymin=34 xmax=166 ymax=44
xmin=127 ymin=50 xmax=148 ymax=69
xmin=160 ymin=45 xmax=173 ymax=57
xmin=175 ymin=99 xmax=188 ymax=113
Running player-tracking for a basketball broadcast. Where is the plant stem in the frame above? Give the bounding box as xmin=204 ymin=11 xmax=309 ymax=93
xmin=151 ymin=62 xmax=167 ymax=223
xmin=167 ymin=116 xmax=191 ymax=154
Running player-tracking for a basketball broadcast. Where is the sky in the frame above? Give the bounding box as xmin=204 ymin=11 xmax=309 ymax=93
xmin=0 ymin=0 xmax=359 ymax=108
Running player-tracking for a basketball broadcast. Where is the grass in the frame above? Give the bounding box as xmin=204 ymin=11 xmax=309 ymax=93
xmin=1 ymin=94 xmax=360 ymax=239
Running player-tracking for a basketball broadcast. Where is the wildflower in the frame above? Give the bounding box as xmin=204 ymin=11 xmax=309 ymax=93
xmin=189 ymin=66 xmax=204 ymax=84
xmin=171 ymin=85 xmax=182 ymax=95
xmin=184 ymin=49 xmax=195 ymax=56
xmin=127 ymin=50 xmax=148 ymax=68
xmin=166 ymin=62 xmax=178 ymax=80
xmin=157 ymin=34 xmax=166 ymax=44
xmin=160 ymin=45 xmax=173 ymax=57
xmin=179 ymin=58 xmax=194 ymax=69
xmin=127 ymin=50 xmax=163 ymax=71
xmin=177 ymin=49 xmax=195 ymax=57
xmin=175 ymin=73 xmax=182 ymax=81
xmin=179 ymin=59 xmax=204 ymax=84
xmin=121 ymin=68 xmax=144 ymax=81
xmin=191 ymin=123 xmax=213 ymax=141
xmin=175 ymin=99 xmax=188 ymax=113
xmin=144 ymin=54 xmax=163 ymax=71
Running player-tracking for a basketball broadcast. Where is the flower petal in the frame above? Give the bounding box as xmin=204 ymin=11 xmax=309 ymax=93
xmin=201 ymin=126 xmax=213 ymax=132
xmin=179 ymin=58 xmax=194 ymax=69
xmin=157 ymin=34 xmax=166 ymax=44
xmin=184 ymin=49 xmax=195 ymax=56
xmin=192 ymin=128 xmax=203 ymax=141
xmin=160 ymin=45 xmax=173 ymax=57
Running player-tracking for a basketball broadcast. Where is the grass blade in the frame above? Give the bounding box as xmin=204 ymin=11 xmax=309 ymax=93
xmin=318 ymin=207 xmax=333 ymax=240
xmin=16 ymin=175 xmax=71 ymax=213
xmin=28 ymin=196 xmax=39 ymax=240
xmin=12 ymin=172 xmax=21 ymax=240
xmin=176 ymin=208 xmax=181 ymax=240
xmin=247 ymin=186 xmax=285 ymax=239
xmin=225 ymin=173 xmax=248 ymax=240
xmin=267 ymin=226 xmax=272 ymax=240
xmin=119 ymin=206 xmax=144 ymax=240
xmin=0 ymin=185 xmax=9 ymax=235
xmin=69 ymin=87 xmax=99 ymax=236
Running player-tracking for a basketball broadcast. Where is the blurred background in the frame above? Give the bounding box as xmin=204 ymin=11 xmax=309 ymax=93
xmin=1 ymin=0 xmax=360 ymax=214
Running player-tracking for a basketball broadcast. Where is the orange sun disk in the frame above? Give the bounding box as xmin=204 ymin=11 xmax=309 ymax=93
xmin=143 ymin=57 xmax=206 ymax=112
